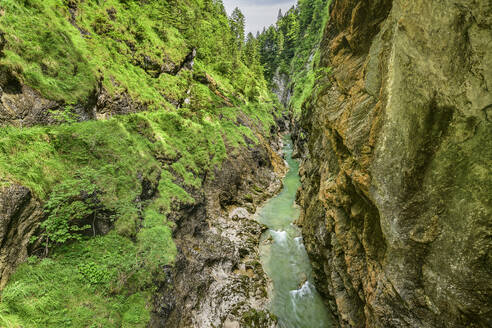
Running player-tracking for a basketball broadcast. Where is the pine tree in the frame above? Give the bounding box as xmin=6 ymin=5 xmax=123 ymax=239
xmin=256 ymin=0 xmax=331 ymax=92
xmin=230 ymin=7 xmax=245 ymax=52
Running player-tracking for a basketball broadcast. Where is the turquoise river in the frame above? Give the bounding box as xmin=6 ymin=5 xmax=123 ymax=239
xmin=256 ymin=136 xmax=333 ymax=328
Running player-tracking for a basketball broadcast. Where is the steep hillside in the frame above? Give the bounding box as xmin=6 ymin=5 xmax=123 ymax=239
xmin=257 ymin=0 xmax=331 ymax=115
xmin=0 ymin=0 xmax=284 ymax=326
xmin=0 ymin=0 xmax=271 ymax=126
xmin=296 ymin=0 xmax=492 ymax=327
xmin=1 ymin=0 xmax=491 ymax=327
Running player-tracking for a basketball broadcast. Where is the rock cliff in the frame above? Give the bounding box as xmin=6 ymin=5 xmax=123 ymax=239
xmin=0 ymin=184 xmax=42 ymax=288
xmin=151 ymin=134 xmax=286 ymax=328
xmin=296 ymin=0 xmax=492 ymax=327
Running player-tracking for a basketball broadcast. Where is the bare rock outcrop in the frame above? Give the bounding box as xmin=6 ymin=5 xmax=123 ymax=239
xmin=0 ymin=184 xmax=43 ymax=288
xmin=296 ymin=1 xmax=491 ymax=327
xmin=151 ymin=128 xmax=287 ymax=328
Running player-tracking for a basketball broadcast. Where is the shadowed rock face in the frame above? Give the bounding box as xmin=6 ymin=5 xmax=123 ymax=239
xmin=296 ymin=0 xmax=491 ymax=327
xmin=0 ymin=184 xmax=43 ymax=288
xmin=151 ymin=123 xmax=287 ymax=328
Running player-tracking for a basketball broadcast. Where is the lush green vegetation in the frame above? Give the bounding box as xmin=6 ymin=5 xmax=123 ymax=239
xmin=0 ymin=0 xmax=283 ymax=326
xmin=0 ymin=234 xmax=155 ymax=327
xmin=0 ymin=0 xmax=270 ymax=106
xmin=0 ymin=102 xmax=279 ymax=327
xmin=256 ymin=0 xmax=331 ymax=116
xmin=0 ymin=0 xmax=331 ymax=326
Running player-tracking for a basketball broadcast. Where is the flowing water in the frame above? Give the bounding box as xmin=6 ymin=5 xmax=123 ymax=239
xmin=256 ymin=137 xmax=333 ymax=328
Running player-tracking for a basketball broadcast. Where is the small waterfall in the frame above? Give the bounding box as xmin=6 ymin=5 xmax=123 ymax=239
xmin=290 ymin=281 xmax=314 ymax=300
xmin=270 ymin=230 xmax=288 ymax=244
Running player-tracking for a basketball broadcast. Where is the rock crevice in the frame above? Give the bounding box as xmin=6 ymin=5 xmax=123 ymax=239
xmin=151 ymin=132 xmax=287 ymax=328
xmin=0 ymin=184 xmax=43 ymax=288
xmin=296 ymin=1 xmax=492 ymax=327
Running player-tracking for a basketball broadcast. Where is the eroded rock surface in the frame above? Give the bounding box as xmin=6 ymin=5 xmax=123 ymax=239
xmin=296 ymin=1 xmax=492 ymax=327
xmin=0 ymin=184 xmax=43 ymax=288
xmin=151 ymin=134 xmax=286 ymax=328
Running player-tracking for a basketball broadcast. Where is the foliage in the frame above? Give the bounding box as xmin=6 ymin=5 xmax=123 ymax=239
xmin=256 ymin=0 xmax=332 ymax=116
xmin=0 ymin=0 xmax=287 ymax=326
xmin=40 ymin=169 xmax=99 ymax=246
xmin=242 ymin=32 xmax=264 ymax=80
xmin=0 ymin=0 xmax=271 ymax=107
xmin=49 ymin=105 xmax=80 ymax=124
xmin=77 ymin=262 xmax=111 ymax=285
xmin=0 ymin=233 xmax=154 ymax=327
xmin=230 ymin=7 xmax=245 ymax=53
xmin=0 ymin=100 xmax=280 ymax=328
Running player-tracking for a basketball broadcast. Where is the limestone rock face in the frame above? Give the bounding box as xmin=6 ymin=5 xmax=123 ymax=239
xmin=296 ymin=1 xmax=491 ymax=327
xmin=0 ymin=184 xmax=43 ymax=288
xmin=150 ymin=129 xmax=285 ymax=328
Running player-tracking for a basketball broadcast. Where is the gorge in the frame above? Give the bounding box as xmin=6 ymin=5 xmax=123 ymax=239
xmin=0 ymin=0 xmax=491 ymax=327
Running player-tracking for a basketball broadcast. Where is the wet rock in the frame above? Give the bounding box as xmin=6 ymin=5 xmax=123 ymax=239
xmin=296 ymin=1 xmax=492 ymax=327
xmin=150 ymin=133 xmax=285 ymax=328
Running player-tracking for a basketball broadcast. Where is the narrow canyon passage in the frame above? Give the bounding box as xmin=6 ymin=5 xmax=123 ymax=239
xmin=256 ymin=136 xmax=333 ymax=328
xmin=1 ymin=1 xmax=490 ymax=327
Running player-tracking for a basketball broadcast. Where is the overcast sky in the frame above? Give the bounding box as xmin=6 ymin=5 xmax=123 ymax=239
xmin=223 ymin=0 xmax=297 ymax=35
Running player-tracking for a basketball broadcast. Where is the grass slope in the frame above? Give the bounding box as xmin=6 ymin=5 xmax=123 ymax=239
xmin=0 ymin=0 xmax=281 ymax=326
xmin=0 ymin=0 xmax=270 ymax=107
xmin=0 ymin=103 xmax=279 ymax=327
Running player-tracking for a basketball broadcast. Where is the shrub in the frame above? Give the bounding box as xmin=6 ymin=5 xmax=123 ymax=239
xmin=40 ymin=169 xmax=100 ymax=246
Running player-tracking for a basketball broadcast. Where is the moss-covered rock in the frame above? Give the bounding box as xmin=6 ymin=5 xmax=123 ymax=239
xmin=296 ymin=0 xmax=492 ymax=327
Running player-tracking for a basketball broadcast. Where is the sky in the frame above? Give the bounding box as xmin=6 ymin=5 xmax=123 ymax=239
xmin=223 ymin=0 xmax=297 ymax=35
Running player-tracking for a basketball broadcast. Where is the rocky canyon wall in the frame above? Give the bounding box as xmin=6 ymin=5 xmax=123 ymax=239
xmin=296 ymin=0 xmax=491 ymax=327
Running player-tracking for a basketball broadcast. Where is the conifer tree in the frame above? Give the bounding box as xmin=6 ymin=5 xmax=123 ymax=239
xmin=230 ymin=7 xmax=245 ymax=51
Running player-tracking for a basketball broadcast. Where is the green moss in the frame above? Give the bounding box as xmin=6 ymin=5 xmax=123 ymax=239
xmin=241 ymin=309 xmax=277 ymax=327
xmin=0 ymin=98 xmax=280 ymax=327
xmin=0 ymin=0 xmax=271 ymax=108
xmin=0 ymin=233 xmax=153 ymax=327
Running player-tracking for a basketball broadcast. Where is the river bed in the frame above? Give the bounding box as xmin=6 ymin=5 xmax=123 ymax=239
xmin=256 ymin=136 xmax=333 ymax=328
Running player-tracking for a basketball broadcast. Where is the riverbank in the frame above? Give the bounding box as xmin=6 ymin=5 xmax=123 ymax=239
xmin=255 ymin=136 xmax=334 ymax=328
xmin=151 ymin=130 xmax=289 ymax=328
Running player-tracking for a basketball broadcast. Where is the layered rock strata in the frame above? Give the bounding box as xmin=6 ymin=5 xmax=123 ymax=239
xmin=296 ymin=1 xmax=492 ymax=327
xmin=151 ymin=133 xmax=288 ymax=328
